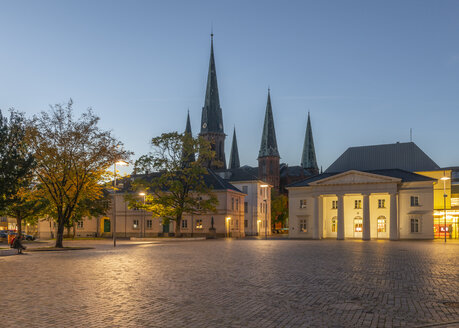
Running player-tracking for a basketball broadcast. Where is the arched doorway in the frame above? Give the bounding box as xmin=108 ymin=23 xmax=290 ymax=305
xmin=377 ymin=216 xmax=388 ymax=239
xmin=353 ymin=216 xmax=363 ymax=238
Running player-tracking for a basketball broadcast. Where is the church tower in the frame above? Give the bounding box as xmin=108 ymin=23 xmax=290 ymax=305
xmin=300 ymin=112 xmax=319 ymax=174
xmin=258 ymin=89 xmax=280 ymax=189
xmin=228 ymin=127 xmax=240 ymax=169
xmin=200 ymin=34 xmax=226 ymax=170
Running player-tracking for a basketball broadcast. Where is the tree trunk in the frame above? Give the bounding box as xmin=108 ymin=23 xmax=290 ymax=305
xmin=66 ymin=226 xmax=71 ymax=238
xmin=55 ymin=218 xmax=65 ymax=248
xmin=175 ymin=215 xmax=182 ymax=237
xmin=16 ymin=217 xmax=22 ymax=239
xmin=72 ymin=224 xmax=76 ymax=239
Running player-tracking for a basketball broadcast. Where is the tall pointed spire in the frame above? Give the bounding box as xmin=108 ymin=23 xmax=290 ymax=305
xmin=200 ymin=33 xmax=224 ymax=134
xmin=185 ymin=110 xmax=192 ymax=136
xmin=301 ymin=111 xmax=318 ymax=171
xmin=228 ymin=127 xmax=240 ymax=169
xmin=182 ymin=111 xmax=195 ymax=164
xmin=258 ymin=88 xmax=279 ymax=158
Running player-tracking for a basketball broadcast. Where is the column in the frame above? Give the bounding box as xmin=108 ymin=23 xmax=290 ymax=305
xmin=318 ymin=196 xmax=324 ymax=239
xmin=313 ymin=195 xmax=319 ymax=239
xmin=337 ymin=194 xmax=345 ymax=240
xmin=362 ymin=193 xmax=370 ymax=240
xmin=390 ymin=193 xmax=398 ymax=240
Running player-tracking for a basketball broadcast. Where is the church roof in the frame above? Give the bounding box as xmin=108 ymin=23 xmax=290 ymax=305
xmin=280 ymin=164 xmax=317 ymax=178
xmin=288 ymin=168 xmax=435 ymax=188
xmin=225 ymin=165 xmax=260 ymax=182
xmin=325 ymin=142 xmax=439 ymax=173
xmin=301 ymin=112 xmax=318 ymax=170
xmin=200 ymin=34 xmax=224 ymax=135
xmin=228 ymin=127 xmax=240 ymax=169
xmin=258 ymin=89 xmax=279 ymax=158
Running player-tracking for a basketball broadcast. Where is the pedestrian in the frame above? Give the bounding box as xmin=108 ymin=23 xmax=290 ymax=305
xmin=12 ymin=236 xmax=26 ymax=254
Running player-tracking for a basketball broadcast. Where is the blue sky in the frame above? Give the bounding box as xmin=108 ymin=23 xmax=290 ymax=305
xmin=1 ymin=0 xmax=458 ymax=170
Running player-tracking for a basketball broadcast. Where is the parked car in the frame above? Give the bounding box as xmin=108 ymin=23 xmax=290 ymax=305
xmin=6 ymin=232 xmax=35 ymax=241
xmin=0 ymin=231 xmax=8 ymax=239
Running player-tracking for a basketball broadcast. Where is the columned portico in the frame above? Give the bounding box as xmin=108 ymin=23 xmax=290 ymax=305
xmin=337 ymin=194 xmax=345 ymax=240
xmin=389 ymin=193 xmax=398 ymax=240
xmin=362 ymin=193 xmax=370 ymax=240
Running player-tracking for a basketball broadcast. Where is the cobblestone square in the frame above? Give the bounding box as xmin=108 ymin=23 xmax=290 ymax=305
xmin=1 ymin=239 xmax=458 ymax=327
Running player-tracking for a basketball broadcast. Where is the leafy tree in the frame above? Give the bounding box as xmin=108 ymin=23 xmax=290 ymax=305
xmin=271 ymin=190 xmax=288 ymax=230
xmin=28 ymin=100 xmax=129 ymax=247
xmin=128 ymin=132 xmax=218 ymax=237
xmin=0 ymin=109 xmax=36 ymax=238
xmin=133 ymin=154 xmax=154 ymax=175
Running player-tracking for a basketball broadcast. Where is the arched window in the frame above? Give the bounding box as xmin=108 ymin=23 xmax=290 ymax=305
xmin=331 ymin=216 xmax=337 ymax=232
xmin=354 ymin=217 xmax=363 ymax=232
xmin=377 ymin=216 xmax=386 ymax=233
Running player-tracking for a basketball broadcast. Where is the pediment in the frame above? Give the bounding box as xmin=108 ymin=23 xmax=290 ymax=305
xmin=310 ymin=170 xmax=400 ymax=186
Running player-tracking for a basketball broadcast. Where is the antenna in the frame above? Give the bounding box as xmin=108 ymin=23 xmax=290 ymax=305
xmin=410 ymin=128 xmax=412 ymax=142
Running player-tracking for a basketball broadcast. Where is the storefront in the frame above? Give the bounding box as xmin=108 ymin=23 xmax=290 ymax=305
xmin=434 ymin=210 xmax=459 ymax=239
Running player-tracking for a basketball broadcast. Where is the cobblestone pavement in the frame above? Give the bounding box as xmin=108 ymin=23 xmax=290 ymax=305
xmin=1 ymin=239 xmax=458 ymax=327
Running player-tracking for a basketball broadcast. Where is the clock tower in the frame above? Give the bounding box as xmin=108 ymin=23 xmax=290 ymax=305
xmin=200 ymin=34 xmax=226 ymax=170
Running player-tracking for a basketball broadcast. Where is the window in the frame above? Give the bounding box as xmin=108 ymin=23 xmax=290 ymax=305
xmin=378 ymin=199 xmax=385 ymax=208
xmin=332 ymin=200 xmax=338 ymax=209
xmin=235 ymin=220 xmax=239 ymax=228
xmin=231 ymin=197 xmax=234 ymax=210
xmin=260 ymin=187 xmax=263 ymax=195
xmin=299 ymin=219 xmax=307 ymax=232
xmin=242 ymin=186 xmax=248 ymax=194
xmin=331 ymin=217 xmax=337 ymax=232
xmin=260 ymin=203 xmax=263 ymax=213
xmin=300 ymin=199 xmax=307 ymax=208
xmin=196 ymin=219 xmax=203 ymax=229
xmin=133 ymin=219 xmax=139 ymax=229
xmin=354 ymin=200 xmax=362 ymax=209
xmin=244 ymin=202 xmax=248 ymax=213
xmin=146 ymin=220 xmax=153 ymax=229
xmin=354 ymin=217 xmax=363 ymax=232
xmin=181 ymin=220 xmax=188 ymax=228
xmin=377 ymin=216 xmax=386 ymax=232
xmin=410 ymin=196 xmax=419 ymax=207
xmin=244 ymin=220 xmax=248 ymax=228
xmin=77 ymin=221 xmax=84 ymax=229
xmin=236 ymin=199 xmax=239 ymax=211
xmin=410 ymin=218 xmax=420 ymax=233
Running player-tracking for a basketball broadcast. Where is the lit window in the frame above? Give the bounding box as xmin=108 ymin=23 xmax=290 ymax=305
xmin=377 ymin=216 xmax=386 ymax=232
xmin=354 ymin=200 xmax=362 ymax=209
xmin=299 ymin=219 xmax=307 ymax=232
xmin=354 ymin=217 xmax=363 ymax=232
xmin=331 ymin=217 xmax=337 ymax=232
xmin=300 ymin=199 xmax=307 ymax=208
xmin=146 ymin=220 xmax=152 ymax=229
xmin=196 ymin=219 xmax=203 ymax=229
xmin=133 ymin=219 xmax=139 ymax=229
xmin=378 ymin=199 xmax=385 ymax=208
xmin=244 ymin=202 xmax=248 ymax=213
xmin=181 ymin=220 xmax=188 ymax=229
xmin=77 ymin=221 xmax=83 ymax=229
xmin=410 ymin=196 xmax=419 ymax=207
xmin=410 ymin=218 xmax=420 ymax=233
xmin=332 ymin=200 xmax=338 ymax=209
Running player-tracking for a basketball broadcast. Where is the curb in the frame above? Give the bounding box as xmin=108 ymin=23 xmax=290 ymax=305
xmin=130 ymin=237 xmax=206 ymax=241
xmin=0 ymin=249 xmax=17 ymax=256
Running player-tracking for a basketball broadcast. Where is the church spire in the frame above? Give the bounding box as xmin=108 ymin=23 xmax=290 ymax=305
xmin=228 ymin=127 xmax=240 ymax=169
xmin=185 ymin=110 xmax=192 ymax=136
xmin=200 ymin=33 xmax=224 ymax=134
xmin=182 ymin=111 xmax=195 ymax=164
xmin=258 ymin=88 xmax=279 ymax=158
xmin=301 ymin=111 xmax=318 ymax=171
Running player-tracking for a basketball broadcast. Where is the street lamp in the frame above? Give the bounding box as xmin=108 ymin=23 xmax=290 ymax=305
xmin=261 ymin=184 xmax=269 ymax=240
xmin=440 ymin=176 xmax=450 ymax=243
xmin=139 ymin=192 xmax=146 ymax=238
xmin=113 ymin=160 xmax=128 ymax=247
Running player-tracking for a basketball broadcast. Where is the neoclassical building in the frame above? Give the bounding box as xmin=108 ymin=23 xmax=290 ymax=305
xmin=288 ymin=142 xmax=445 ymax=240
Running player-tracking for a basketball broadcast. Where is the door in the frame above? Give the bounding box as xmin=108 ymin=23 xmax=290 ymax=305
xmin=162 ymin=223 xmax=169 ymax=233
xmin=104 ymin=219 xmax=111 ymax=233
xmin=353 ymin=217 xmax=362 ymax=238
xmin=377 ymin=216 xmax=388 ymax=238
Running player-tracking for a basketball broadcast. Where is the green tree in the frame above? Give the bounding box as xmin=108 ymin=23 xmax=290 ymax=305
xmin=128 ymin=132 xmax=218 ymax=237
xmin=271 ymin=190 xmax=288 ymax=230
xmin=28 ymin=100 xmax=129 ymax=247
xmin=0 ymin=109 xmax=36 ymax=238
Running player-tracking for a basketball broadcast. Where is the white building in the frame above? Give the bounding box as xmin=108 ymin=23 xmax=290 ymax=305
xmin=288 ymin=142 xmax=441 ymax=240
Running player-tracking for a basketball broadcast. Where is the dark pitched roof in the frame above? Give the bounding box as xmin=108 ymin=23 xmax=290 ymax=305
xmin=301 ymin=112 xmax=318 ymax=170
xmin=258 ymin=89 xmax=279 ymax=158
xmin=200 ymin=34 xmax=224 ymax=134
xmin=325 ymin=142 xmax=439 ymax=173
xmin=228 ymin=127 xmax=240 ymax=169
xmin=279 ymin=164 xmax=317 ymax=178
xmin=288 ymin=168 xmax=435 ymax=188
xmin=225 ymin=165 xmax=260 ymax=182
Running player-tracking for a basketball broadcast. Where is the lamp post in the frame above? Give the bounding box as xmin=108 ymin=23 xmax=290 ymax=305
xmin=113 ymin=160 xmax=128 ymax=247
xmin=139 ymin=192 xmax=146 ymax=238
xmin=261 ymin=184 xmax=269 ymax=240
xmin=440 ymin=176 xmax=450 ymax=243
